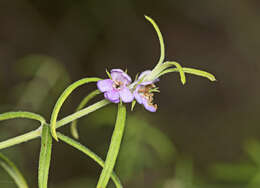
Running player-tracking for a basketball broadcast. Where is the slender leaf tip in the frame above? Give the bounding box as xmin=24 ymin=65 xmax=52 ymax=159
xmin=106 ymin=69 xmax=112 ymax=79
xmin=51 ymin=125 xmax=59 ymax=142
xmin=131 ymin=100 xmax=136 ymax=111
xmin=144 ymin=15 xmax=165 ymax=66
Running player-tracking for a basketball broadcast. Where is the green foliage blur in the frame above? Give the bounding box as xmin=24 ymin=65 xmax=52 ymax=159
xmin=1 ymin=0 xmax=260 ymax=187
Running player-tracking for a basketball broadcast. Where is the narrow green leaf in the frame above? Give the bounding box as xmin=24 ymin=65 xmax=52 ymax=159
xmin=164 ymin=61 xmax=186 ymax=84
xmin=70 ymin=90 xmax=101 ymax=139
xmin=182 ymin=67 xmax=216 ymax=81
xmin=144 ymin=15 xmax=165 ymax=67
xmin=97 ymin=103 xmax=126 ymax=188
xmin=158 ymin=67 xmax=216 ymax=82
xmin=105 ymin=69 xmax=112 ymax=79
xmin=50 ymin=77 xmax=101 ymax=141
xmin=57 ymin=133 xmax=123 ymax=188
xmin=0 ymin=111 xmax=46 ymax=125
xmin=156 ymin=67 xmax=178 ymax=77
xmin=0 ymin=100 xmax=110 ymax=151
xmin=38 ymin=124 xmax=52 ymax=188
xmin=0 ymin=152 xmax=29 ymax=188
xmin=131 ymin=100 xmax=136 ymax=111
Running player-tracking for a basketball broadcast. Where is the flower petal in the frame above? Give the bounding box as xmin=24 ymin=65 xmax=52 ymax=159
xmin=138 ymin=70 xmax=152 ymax=80
xmin=111 ymin=69 xmax=124 ymax=73
xmin=104 ymin=90 xmax=120 ymax=103
xmin=97 ymin=79 xmax=113 ymax=92
xmin=134 ymin=87 xmax=143 ymax=104
xmin=138 ymin=70 xmax=159 ymax=85
xmin=111 ymin=69 xmax=132 ymax=85
xmin=119 ymin=87 xmax=134 ymax=103
xmin=143 ymin=101 xmax=157 ymax=112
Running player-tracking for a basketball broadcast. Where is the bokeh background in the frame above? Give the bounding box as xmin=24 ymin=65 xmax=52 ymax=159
xmin=0 ymin=0 xmax=260 ymax=187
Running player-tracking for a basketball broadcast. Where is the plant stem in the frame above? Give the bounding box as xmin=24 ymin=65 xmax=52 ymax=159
xmin=56 ymin=99 xmax=110 ymax=129
xmin=0 ymin=128 xmax=42 ymax=150
xmin=0 ymin=99 xmax=110 ymax=150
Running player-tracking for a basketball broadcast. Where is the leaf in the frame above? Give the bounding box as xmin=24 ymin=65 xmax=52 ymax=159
xmin=144 ymin=15 xmax=165 ymax=67
xmin=38 ymin=124 xmax=53 ymax=188
xmin=183 ymin=68 xmax=216 ymax=81
xmin=105 ymin=69 xmax=112 ymax=79
xmin=0 ymin=111 xmax=45 ymax=150
xmin=158 ymin=67 xmax=216 ymax=82
xmin=0 ymin=111 xmax=46 ymax=125
xmin=0 ymin=152 xmax=29 ymax=188
xmin=57 ymin=132 xmax=123 ymax=188
xmin=96 ymin=103 xmax=126 ymax=188
xmin=164 ymin=61 xmax=186 ymax=84
xmin=131 ymin=100 xmax=136 ymax=111
xmin=50 ymin=77 xmax=101 ymax=141
xmin=70 ymin=90 xmax=101 ymax=139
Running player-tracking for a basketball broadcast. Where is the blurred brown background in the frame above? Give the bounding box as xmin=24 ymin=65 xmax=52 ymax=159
xmin=0 ymin=0 xmax=260 ymax=187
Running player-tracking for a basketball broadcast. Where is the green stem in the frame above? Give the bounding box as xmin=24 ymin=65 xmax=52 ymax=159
xmin=0 ymin=99 xmax=110 ymax=150
xmin=56 ymin=99 xmax=110 ymax=129
xmin=0 ymin=128 xmax=42 ymax=150
xmin=96 ymin=103 xmax=126 ymax=188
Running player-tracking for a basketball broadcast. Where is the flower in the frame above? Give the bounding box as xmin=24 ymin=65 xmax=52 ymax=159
xmin=130 ymin=16 xmax=216 ymax=112
xmin=97 ymin=69 xmax=134 ymax=103
xmin=133 ymin=70 xmax=159 ymax=112
xmin=98 ymin=16 xmax=216 ymax=111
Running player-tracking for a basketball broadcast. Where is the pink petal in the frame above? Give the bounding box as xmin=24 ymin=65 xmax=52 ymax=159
xmin=138 ymin=70 xmax=152 ymax=79
xmin=119 ymin=87 xmax=134 ymax=103
xmin=104 ymin=90 xmax=120 ymax=103
xmin=111 ymin=69 xmax=132 ymax=85
xmin=134 ymin=87 xmax=143 ymax=104
xmin=97 ymin=79 xmax=113 ymax=92
xmin=143 ymin=101 xmax=157 ymax=112
xmin=138 ymin=70 xmax=159 ymax=85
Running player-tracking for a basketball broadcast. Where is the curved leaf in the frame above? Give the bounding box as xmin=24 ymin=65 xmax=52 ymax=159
xmin=50 ymin=77 xmax=101 ymax=141
xmin=57 ymin=132 xmax=123 ymax=188
xmin=164 ymin=61 xmax=186 ymax=84
xmin=38 ymin=124 xmax=52 ymax=188
xmin=97 ymin=103 xmax=126 ymax=188
xmin=0 ymin=100 xmax=110 ymax=151
xmin=0 ymin=111 xmax=45 ymax=125
xmin=70 ymin=90 xmax=101 ymax=139
xmin=158 ymin=67 xmax=216 ymax=82
xmin=182 ymin=67 xmax=216 ymax=81
xmin=0 ymin=152 xmax=29 ymax=188
xmin=145 ymin=15 xmax=165 ymax=67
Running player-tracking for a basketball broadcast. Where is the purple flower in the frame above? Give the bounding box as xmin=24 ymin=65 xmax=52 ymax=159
xmin=97 ymin=69 xmax=134 ymax=103
xmin=133 ymin=70 xmax=159 ymax=112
